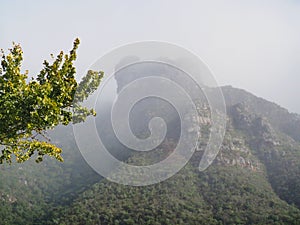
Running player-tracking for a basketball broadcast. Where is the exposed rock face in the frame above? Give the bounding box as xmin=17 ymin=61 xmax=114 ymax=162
xmin=222 ymin=85 xmax=300 ymax=142
xmin=230 ymin=103 xmax=278 ymax=146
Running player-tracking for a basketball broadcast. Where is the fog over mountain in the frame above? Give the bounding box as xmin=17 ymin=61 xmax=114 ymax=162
xmin=1 ymin=0 xmax=300 ymax=112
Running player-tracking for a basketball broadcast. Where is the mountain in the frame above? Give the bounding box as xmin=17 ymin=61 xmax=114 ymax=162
xmin=1 ymin=85 xmax=300 ymax=224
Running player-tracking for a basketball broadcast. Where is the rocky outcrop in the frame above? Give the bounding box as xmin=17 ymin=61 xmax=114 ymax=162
xmin=230 ymin=103 xmax=279 ymax=147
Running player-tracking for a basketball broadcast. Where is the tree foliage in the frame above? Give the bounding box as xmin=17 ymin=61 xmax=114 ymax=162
xmin=0 ymin=39 xmax=103 ymax=163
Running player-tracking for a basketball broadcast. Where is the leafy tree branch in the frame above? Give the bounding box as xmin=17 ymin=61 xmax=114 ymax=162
xmin=0 ymin=39 xmax=103 ymax=163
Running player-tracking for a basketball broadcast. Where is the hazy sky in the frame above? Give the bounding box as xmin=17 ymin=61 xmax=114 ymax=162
xmin=1 ymin=0 xmax=300 ymax=112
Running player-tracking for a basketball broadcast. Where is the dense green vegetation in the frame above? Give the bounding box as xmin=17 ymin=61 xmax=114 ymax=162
xmin=57 ymin=159 xmax=300 ymax=225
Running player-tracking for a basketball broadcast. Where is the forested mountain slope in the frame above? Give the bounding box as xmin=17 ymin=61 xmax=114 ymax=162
xmin=1 ymin=86 xmax=300 ymax=224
